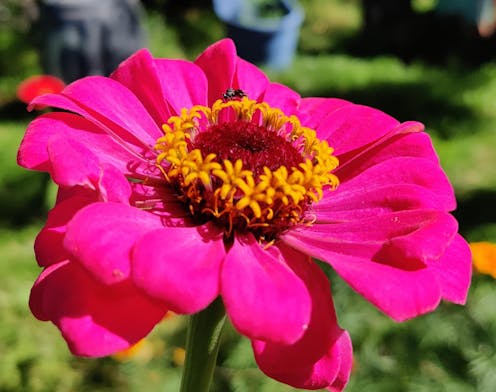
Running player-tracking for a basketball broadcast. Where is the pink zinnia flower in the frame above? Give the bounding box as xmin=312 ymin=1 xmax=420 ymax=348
xmin=18 ymin=39 xmax=471 ymax=390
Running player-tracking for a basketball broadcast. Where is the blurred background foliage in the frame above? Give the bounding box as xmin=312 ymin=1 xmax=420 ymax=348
xmin=1 ymin=0 xmax=496 ymax=391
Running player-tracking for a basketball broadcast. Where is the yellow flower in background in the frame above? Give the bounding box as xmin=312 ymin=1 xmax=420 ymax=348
xmin=470 ymin=242 xmax=496 ymax=278
xmin=113 ymin=338 xmax=153 ymax=362
xmin=113 ymin=313 xmax=182 ymax=363
xmin=173 ymin=348 xmax=186 ymax=367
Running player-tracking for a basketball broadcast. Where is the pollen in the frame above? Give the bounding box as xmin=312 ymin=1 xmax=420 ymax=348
xmin=154 ymin=97 xmax=339 ymax=242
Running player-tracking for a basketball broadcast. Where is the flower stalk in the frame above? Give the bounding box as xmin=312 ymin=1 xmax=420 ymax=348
xmin=180 ymin=297 xmax=227 ymax=392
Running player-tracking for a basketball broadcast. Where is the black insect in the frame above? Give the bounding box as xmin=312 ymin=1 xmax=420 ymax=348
xmin=223 ymin=88 xmax=247 ymax=101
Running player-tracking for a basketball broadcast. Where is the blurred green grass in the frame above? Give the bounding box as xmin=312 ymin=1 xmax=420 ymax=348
xmin=1 ymin=1 xmax=496 ymax=391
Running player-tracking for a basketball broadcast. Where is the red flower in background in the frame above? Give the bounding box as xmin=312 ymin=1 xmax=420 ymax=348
xmin=17 ymin=75 xmax=65 ymax=104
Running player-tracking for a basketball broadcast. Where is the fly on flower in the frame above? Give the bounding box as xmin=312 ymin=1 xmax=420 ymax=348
xmin=222 ymin=87 xmax=247 ymax=101
xmin=18 ymin=39 xmax=471 ymax=391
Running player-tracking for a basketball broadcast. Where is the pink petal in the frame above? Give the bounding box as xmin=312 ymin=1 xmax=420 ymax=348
xmin=234 ymin=57 xmax=269 ymax=101
xmin=430 ymin=234 xmax=472 ymax=304
xmin=381 ymin=212 xmax=458 ymax=265
xmin=47 ymin=135 xmax=99 ymax=189
xmin=221 ymin=233 xmax=311 ymax=344
xmin=130 ymin=182 xmax=191 ymax=225
xmin=154 ymin=58 xmax=208 ymax=113
xmin=334 ymin=258 xmax=442 ymax=321
xmin=98 ymin=164 xmax=132 ymax=204
xmin=110 ymin=49 xmax=173 ymax=124
xmin=64 ymin=202 xmax=162 ymax=285
xmin=326 ymin=331 xmax=353 ymax=392
xmin=253 ymin=244 xmax=352 ymax=390
xmin=297 ymin=97 xmax=352 ymax=129
xmin=315 ymin=184 xmax=453 ymax=222
xmin=18 ymin=112 xmax=148 ymax=176
xmin=30 ymin=76 xmax=161 ymax=147
xmin=44 ymin=134 xmax=132 ymax=197
xmin=17 ymin=113 xmax=55 ymax=171
xmin=35 ymin=193 xmax=95 ymax=267
xmin=336 ymin=127 xmax=439 ymax=176
xmin=29 ymin=91 xmax=84 ymax=113
xmin=63 ymin=76 xmax=162 ymax=140
xmin=195 ymin=39 xmax=237 ymax=105
xmin=132 ymin=223 xmax=225 ymax=314
xmin=55 ymin=187 xmax=81 ymax=204
xmin=284 ymin=231 xmax=442 ymax=321
xmin=30 ymin=260 xmax=167 ymax=357
xmin=262 ymin=82 xmax=300 ymax=115
xmin=283 ymin=208 xmax=461 ymax=321
xmin=316 ymin=104 xmax=400 ymax=155
xmin=333 ymin=156 xmax=456 ymax=212
xmin=33 ymin=175 xmax=159 ymax=308
xmin=293 ymin=210 xmax=458 ymax=268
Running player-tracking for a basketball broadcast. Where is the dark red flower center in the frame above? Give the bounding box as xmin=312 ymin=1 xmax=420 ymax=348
xmin=192 ymin=120 xmax=304 ymax=178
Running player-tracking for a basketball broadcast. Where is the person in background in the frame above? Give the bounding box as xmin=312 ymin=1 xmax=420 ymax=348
xmin=38 ymin=0 xmax=145 ymax=83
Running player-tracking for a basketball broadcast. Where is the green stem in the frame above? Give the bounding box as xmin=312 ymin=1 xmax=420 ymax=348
xmin=180 ymin=297 xmax=227 ymax=392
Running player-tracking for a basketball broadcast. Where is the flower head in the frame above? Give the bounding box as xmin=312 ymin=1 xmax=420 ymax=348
xmin=18 ymin=39 xmax=471 ymax=391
